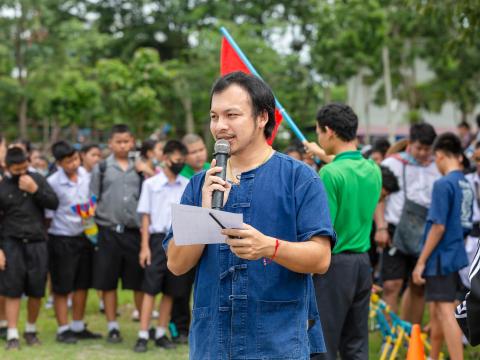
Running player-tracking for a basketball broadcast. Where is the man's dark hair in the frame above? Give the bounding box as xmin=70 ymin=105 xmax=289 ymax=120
xmin=109 ymin=124 xmax=132 ymax=138
xmin=163 ymin=140 xmax=188 ymax=156
xmin=409 ymin=123 xmax=437 ymax=146
xmin=433 ymin=132 xmax=463 ymax=156
xmin=371 ymin=138 xmax=391 ymax=157
xmin=6 ymin=147 xmax=28 ymax=166
xmin=316 ymin=103 xmax=358 ymax=142
xmin=80 ymin=143 xmax=100 ymax=154
xmin=458 ymin=121 xmax=470 ymax=130
xmin=380 ymin=165 xmax=400 ymax=194
xmin=140 ymin=139 xmax=158 ymax=159
xmin=51 ymin=141 xmax=77 ymax=162
xmin=210 ymin=71 xmax=276 ymax=139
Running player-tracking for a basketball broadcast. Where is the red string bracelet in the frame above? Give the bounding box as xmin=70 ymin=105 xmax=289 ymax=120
xmin=263 ymin=238 xmax=280 ymax=266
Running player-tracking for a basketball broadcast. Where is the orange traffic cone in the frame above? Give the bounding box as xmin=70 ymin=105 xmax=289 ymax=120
xmin=407 ymin=324 xmax=425 ymax=360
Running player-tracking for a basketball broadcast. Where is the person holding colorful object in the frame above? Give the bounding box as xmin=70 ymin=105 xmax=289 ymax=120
xmin=46 ymin=141 xmax=101 ymax=344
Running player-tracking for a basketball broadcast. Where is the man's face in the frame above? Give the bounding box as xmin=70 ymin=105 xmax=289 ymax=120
xmin=409 ymin=141 xmax=432 ymax=165
xmin=7 ymin=161 xmax=29 ymax=177
xmin=287 ymin=150 xmax=302 ymax=161
xmin=30 ymin=150 xmax=42 ymax=167
xmin=210 ymin=84 xmax=267 ymax=156
xmin=82 ymin=147 xmax=101 ymax=169
xmin=316 ymin=124 xmax=334 ymax=155
xmin=379 ymin=188 xmax=389 ymax=202
xmin=0 ymin=139 xmax=7 ymax=165
xmin=153 ymin=142 xmax=164 ymax=162
xmin=185 ymin=140 xmax=207 ymax=171
xmin=457 ymin=125 xmax=470 ymax=138
xmin=434 ymin=150 xmax=447 ymax=175
xmin=108 ymin=132 xmax=134 ymax=158
xmin=370 ymin=151 xmax=384 ymax=165
xmin=59 ymin=152 xmax=81 ymax=175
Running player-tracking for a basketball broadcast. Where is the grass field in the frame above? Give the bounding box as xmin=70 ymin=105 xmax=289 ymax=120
xmin=1 ymin=290 xmax=480 ymax=359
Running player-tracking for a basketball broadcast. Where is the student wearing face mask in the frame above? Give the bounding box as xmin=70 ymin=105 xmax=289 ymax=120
xmin=0 ymin=147 xmax=59 ymax=350
xmin=133 ymin=140 xmax=190 ymax=352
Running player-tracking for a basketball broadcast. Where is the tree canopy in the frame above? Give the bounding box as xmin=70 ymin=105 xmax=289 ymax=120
xmin=0 ymin=0 xmax=478 ymax=145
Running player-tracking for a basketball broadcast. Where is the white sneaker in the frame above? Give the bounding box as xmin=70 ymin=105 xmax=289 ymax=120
xmin=152 ymin=310 xmax=159 ymax=319
xmin=131 ymin=309 xmax=140 ymax=321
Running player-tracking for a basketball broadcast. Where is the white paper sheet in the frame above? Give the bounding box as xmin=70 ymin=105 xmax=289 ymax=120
xmin=172 ymin=204 xmax=244 ymax=245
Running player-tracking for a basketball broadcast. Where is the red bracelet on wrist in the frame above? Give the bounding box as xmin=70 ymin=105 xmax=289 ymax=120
xmin=263 ymin=238 xmax=280 ymax=266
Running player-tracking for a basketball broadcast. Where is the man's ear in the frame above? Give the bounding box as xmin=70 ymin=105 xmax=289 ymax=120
xmin=257 ymin=110 xmax=269 ymax=130
xmin=325 ymin=126 xmax=335 ymax=139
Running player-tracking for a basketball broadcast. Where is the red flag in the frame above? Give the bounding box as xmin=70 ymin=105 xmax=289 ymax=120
xmin=220 ymin=37 xmax=282 ymax=145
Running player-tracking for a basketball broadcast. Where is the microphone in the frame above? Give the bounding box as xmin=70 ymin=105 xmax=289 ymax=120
xmin=212 ymin=139 xmax=230 ymax=210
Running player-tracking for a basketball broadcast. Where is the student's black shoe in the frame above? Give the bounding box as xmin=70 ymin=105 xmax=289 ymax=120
xmin=173 ymin=333 xmax=188 ymax=345
xmin=107 ymin=329 xmax=123 ymax=343
xmin=148 ymin=327 xmax=156 ymax=340
xmin=73 ymin=327 xmax=102 ymax=340
xmin=155 ymin=335 xmax=176 ymax=349
xmin=56 ymin=330 xmax=78 ymax=344
xmin=23 ymin=332 xmax=41 ymax=346
xmin=0 ymin=327 xmax=7 ymax=340
xmin=5 ymin=338 xmax=20 ymax=350
xmin=133 ymin=337 xmax=148 ymax=353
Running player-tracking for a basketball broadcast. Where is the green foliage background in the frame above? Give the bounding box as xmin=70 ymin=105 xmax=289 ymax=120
xmin=0 ymin=0 xmax=479 ymax=146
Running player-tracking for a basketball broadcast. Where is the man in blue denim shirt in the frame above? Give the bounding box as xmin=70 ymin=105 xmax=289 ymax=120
xmin=163 ymin=72 xmax=335 ymax=360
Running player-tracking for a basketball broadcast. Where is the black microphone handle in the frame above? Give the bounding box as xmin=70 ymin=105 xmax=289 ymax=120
xmin=212 ymin=153 xmax=228 ymax=210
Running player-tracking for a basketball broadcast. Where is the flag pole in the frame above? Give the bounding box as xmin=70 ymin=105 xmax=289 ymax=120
xmin=220 ymin=27 xmax=307 ymax=143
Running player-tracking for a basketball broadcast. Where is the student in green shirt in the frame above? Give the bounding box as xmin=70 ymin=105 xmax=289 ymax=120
xmin=306 ymin=103 xmax=381 ymax=360
xmin=179 ymin=134 xmax=210 ymax=180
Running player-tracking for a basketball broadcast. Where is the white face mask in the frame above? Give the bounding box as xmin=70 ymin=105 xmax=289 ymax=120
xmin=37 ymin=169 xmax=49 ymax=177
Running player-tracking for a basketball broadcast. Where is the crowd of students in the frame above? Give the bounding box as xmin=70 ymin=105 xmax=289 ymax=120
xmin=0 ymin=111 xmax=479 ymax=358
xmin=0 ymin=128 xmax=210 ymax=352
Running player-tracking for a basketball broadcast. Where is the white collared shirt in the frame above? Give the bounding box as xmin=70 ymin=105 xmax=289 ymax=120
xmin=46 ymin=166 xmax=91 ymax=236
xmin=137 ymin=172 xmax=189 ymax=234
xmin=382 ymin=156 xmax=441 ymax=225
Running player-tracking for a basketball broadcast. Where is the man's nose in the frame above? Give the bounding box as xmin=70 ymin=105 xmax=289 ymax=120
xmin=215 ymin=116 xmax=230 ymax=131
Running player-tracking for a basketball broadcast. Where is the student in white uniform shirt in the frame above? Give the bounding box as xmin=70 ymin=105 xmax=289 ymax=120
xmin=463 ymin=143 xmax=480 ymax=289
xmin=133 ymin=140 xmax=190 ymax=353
xmin=375 ymin=123 xmax=441 ymax=324
xmin=46 ymin=141 xmax=101 ymax=344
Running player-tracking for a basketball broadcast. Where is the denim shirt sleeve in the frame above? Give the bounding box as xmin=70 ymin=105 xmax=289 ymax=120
xmin=295 ymin=175 xmax=337 ymax=247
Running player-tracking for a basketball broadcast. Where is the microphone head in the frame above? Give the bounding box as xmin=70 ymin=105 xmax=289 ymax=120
xmin=214 ymin=139 xmax=231 ymax=155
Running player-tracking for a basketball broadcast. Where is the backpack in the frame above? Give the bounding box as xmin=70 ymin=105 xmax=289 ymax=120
xmin=97 ymin=160 xmax=144 ymax=202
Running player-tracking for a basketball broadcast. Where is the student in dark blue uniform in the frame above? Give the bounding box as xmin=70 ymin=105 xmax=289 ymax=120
xmin=413 ymin=133 xmax=473 ymax=359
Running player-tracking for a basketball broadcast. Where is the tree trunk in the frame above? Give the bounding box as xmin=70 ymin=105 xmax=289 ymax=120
xmin=42 ymin=118 xmax=49 ymax=150
xmin=14 ymin=2 xmax=28 ymax=139
xmin=18 ymin=97 xmax=28 ymax=139
xmin=382 ymin=46 xmax=394 ymax=142
xmin=49 ymin=119 xmax=61 ymax=146
xmin=174 ymin=79 xmax=195 ymax=134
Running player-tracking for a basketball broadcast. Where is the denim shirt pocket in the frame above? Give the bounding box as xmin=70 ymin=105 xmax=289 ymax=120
xmin=256 ymin=299 xmax=301 ymax=358
xmin=190 ymin=306 xmax=212 ymax=359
